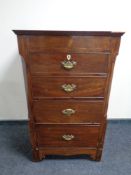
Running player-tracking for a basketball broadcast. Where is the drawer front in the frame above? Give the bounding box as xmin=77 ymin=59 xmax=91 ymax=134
xmin=33 ymin=100 xmax=104 ymax=123
xmin=32 ymin=77 xmax=106 ymax=98
xmin=29 ymin=53 xmax=109 ymax=75
xmin=36 ymin=125 xmax=100 ymax=147
xmin=28 ymin=36 xmax=110 ymax=53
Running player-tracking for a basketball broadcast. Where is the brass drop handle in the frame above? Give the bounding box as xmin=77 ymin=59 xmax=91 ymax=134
xmin=61 ymin=54 xmax=77 ymax=70
xmin=62 ymin=84 xmax=76 ymax=92
xmin=62 ymin=108 xmax=76 ymax=116
xmin=62 ymin=134 xmax=75 ymax=141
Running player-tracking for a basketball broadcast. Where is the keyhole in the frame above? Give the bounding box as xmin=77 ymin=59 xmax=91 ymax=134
xmin=67 ymin=54 xmax=71 ymax=60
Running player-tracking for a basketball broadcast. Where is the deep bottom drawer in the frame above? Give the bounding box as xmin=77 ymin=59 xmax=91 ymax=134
xmin=36 ymin=125 xmax=100 ymax=147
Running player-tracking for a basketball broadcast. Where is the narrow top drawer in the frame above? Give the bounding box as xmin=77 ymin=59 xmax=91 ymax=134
xmin=28 ymin=36 xmax=111 ymax=53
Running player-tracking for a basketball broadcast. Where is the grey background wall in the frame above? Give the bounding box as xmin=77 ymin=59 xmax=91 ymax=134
xmin=0 ymin=0 xmax=131 ymax=120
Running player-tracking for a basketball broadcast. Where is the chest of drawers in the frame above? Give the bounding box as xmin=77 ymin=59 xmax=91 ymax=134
xmin=14 ymin=30 xmax=124 ymax=161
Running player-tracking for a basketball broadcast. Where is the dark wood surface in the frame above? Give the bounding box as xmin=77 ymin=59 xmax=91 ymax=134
xmin=13 ymin=30 xmax=124 ymax=37
xmin=33 ymin=100 xmax=104 ymax=123
xmin=28 ymin=36 xmax=111 ymax=53
xmin=29 ymin=53 xmax=109 ymax=75
xmin=32 ymin=76 xmax=106 ymax=98
xmin=14 ymin=30 xmax=124 ymax=161
xmin=36 ymin=124 xmax=100 ymax=147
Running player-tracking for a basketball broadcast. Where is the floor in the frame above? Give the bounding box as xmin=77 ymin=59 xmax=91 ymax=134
xmin=0 ymin=121 xmax=131 ymax=175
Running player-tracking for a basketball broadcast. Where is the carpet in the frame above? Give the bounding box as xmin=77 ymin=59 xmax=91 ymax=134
xmin=0 ymin=120 xmax=131 ymax=175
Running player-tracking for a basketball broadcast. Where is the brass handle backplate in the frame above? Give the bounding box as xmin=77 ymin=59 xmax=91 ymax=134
xmin=62 ymin=134 xmax=75 ymax=141
xmin=61 ymin=54 xmax=77 ymax=70
xmin=62 ymin=84 xmax=76 ymax=92
xmin=62 ymin=108 xmax=76 ymax=116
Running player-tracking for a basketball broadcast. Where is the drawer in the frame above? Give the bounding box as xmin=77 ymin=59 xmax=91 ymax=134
xmin=32 ymin=76 xmax=106 ymax=98
xmin=28 ymin=36 xmax=110 ymax=53
xmin=33 ymin=100 xmax=104 ymax=123
xmin=29 ymin=53 xmax=109 ymax=75
xmin=36 ymin=124 xmax=100 ymax=147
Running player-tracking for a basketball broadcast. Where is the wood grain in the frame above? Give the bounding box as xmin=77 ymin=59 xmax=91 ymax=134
xmin=33 ymin=100 xmax=104 ymax=123
xmin=36 ymin=124 xmax=100 ymax=147
xmin=29 ymin=53 xmax=109 ymax=75
xmin=14 ymin=30 xmax=124 ymax=161
xmin=32 ymin=76 xmax=107 ymax=98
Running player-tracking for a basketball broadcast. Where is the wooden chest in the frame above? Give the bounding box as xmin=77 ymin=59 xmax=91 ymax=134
xmin=13 ymin=30 xmax=124 ymax=161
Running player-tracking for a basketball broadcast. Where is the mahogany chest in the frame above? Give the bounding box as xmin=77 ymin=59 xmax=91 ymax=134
xmin=14 ymin=30 xmax=124 ymax=161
